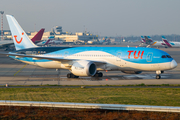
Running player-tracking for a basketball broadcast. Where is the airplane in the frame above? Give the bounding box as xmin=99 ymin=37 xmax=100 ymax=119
xmin=49 ymin=40 xmax=64 ymax=45
xmin=0 ymin=28 xmax=45 ymax=50
xmin=0 ymin=15 xmax=177 ymax=79
xmin=0 ymin=40 xmax=14 ymax=50
xmin=36 ymin=39 xmax=52 ymax=46
xmin=162 ymin=36 xmax=180 ymax=48
xmin=128 ymin=40 xmax=139 ymax=43
xmin=140 ymin=36 xmax=164 ymax=48
xmin=36 ymin=36 xmax=56 ymax=46
xmin=139 ymin=36 xmax=151 ymax=47
xmin=47 ymin=36 xmax=64 ymax=45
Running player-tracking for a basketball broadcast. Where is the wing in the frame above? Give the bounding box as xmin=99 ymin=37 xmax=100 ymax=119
xmin=0 ymin=52 xmax=106 ymax=65
xmin=0 ymin=41 xmax=14 ymax=48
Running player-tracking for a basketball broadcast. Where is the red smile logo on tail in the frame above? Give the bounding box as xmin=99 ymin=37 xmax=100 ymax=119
xmin=14 ymin=32 xmax=24 ymax=44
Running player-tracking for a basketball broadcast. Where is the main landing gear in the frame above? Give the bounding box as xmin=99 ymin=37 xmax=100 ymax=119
xmin=156 ymin=71 xmax=164 ymax=79
xmin=93 ymin=72 xmax=103 ymax=77
xmin=67 ymin=72 xmax=103 ymax=78
xmin=67 ymin=73 xmax=79 ymax=78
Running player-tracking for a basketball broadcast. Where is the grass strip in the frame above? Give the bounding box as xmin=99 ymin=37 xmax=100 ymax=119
xmin=0 ymin=88 xmax=180 ymax=106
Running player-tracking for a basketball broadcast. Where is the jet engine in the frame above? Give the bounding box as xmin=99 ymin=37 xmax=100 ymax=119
xmin=71 ymin=61 xmax=96 ymax=76
xmin=121 ymin=71 xmax=142 ymax=74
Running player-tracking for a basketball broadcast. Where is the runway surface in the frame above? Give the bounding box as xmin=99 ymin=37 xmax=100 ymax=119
xmin=0 ymin=47 xmax=180 ymax=85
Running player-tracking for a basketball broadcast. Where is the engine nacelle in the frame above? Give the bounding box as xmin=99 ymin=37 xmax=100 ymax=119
xmin=71 ymin=61 xmax=96 ymax=76
xmin=121 ymin=71 xmax=142 ymax=74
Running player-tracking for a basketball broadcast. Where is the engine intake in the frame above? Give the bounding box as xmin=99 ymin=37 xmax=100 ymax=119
xmin=71 ymin=61 xmax=96 ymax=76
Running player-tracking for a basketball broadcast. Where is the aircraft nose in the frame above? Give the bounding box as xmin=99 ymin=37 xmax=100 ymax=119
xmin=171 ymin=60 xmax=177 ymax=69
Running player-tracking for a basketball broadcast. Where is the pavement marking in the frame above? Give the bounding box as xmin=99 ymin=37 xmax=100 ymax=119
xmin=14 ymin=64 xmax=27 ymax=76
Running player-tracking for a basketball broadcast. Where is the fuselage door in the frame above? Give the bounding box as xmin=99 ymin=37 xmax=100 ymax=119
xmin=64 ymin=51 xmax=69 ymax=57
xmin=116 ymin=52 xmax=122 ymax=61
xmin=146 ymin=52 xmax=153 ymax=62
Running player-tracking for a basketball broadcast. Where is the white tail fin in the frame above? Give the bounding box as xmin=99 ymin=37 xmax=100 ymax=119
xmin=6 ymin=15 xmax=37 ymax=50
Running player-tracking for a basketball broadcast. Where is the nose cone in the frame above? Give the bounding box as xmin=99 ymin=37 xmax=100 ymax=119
xmin=171 ymin=60 xmax=177 ymax=69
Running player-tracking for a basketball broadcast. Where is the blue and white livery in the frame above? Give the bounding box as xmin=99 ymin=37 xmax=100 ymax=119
xmin=0 ymin=15 xmax=177 ymax=79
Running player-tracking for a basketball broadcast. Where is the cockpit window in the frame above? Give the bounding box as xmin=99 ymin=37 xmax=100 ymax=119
xmin=161 ymin=55 xmax=167 ymax=58
xmin=166 ymin=55 xmax=172 ymax=58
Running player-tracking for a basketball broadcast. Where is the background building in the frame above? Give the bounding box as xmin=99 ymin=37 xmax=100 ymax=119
xmin=0 ymin=26 xmax=99 ymax=43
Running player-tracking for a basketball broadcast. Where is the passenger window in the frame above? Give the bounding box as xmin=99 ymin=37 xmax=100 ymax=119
xmin=161 ymin=55 xmax=166 ymax=58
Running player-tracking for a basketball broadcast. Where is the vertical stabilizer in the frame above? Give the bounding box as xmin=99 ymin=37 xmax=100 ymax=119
xmin=147 ymin=36 xmax=153 ymax=42
xmin=44 ymin=39 xmax=52 ymax=45
xmin=6 ymin=15 xmax=37 ymax=50
xmin=31 ymin=28 xmax=45 ymax=43
xmin=141 ymin=36 xmax=145 ymax=43
xmin=162 ymin=36 xmax=172 ymax=47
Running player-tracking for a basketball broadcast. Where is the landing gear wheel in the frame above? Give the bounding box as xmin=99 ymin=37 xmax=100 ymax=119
xmin=98 ymin=72 xmax=103 ymax=77
xmin=93 ymin=72 xmax=103 ymax=77
xmin=156 ymin=75 xmax=161 ymax=79
xmin=67 ymin=73 xmax=72 ymax=78
xmin=67 ymin=73 xmax=79 ymax=78
xmin=74 ymin=76 xmax=79 ymax=78
xmin=94 ymin=73 xmax=99 ymax=77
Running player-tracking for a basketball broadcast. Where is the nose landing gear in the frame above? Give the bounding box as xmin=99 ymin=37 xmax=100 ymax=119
xmin=156 ymin=75 xmax=161 ymax=79
xmin=156 ymin=71 xmax=164 ymax=79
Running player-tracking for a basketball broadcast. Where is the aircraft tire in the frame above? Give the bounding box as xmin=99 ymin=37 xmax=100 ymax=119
xmin=93 ymin=73 xmax=98 ymax=77
xmin=98 ymin=72 xmax=103 ymax=77
xmin=93 ymin=72 xmax=103 ymax=77
xmin=67 ymin=73 xmax=79 ymax=78
xmin=74 ymin=76 xmax=79 ymax=78
xmin=67 ymin=73 xmax=71 ymax=78
xmin=156 ymin=75 xmax=161 ymax=79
